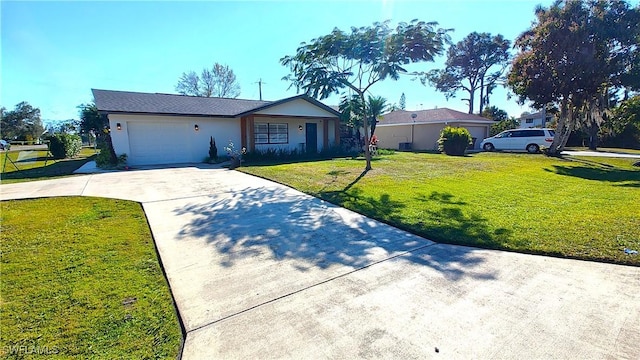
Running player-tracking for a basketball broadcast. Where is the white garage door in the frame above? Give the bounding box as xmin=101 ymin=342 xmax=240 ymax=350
xmin=465 ymin=126 xmax=489 ymax=149
xmin=127 ymin=122 xmax=192 ymax=165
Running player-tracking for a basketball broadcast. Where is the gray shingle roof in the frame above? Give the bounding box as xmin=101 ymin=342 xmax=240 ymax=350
xmin=92 ymin=89 xmax=272 ymax=117
xmin=380 ymin=108 xmax=494 ymax=125
xmin=92 ymin=89 xmax=340 ymax=118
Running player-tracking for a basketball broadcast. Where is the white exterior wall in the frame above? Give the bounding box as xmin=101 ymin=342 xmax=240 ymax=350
xmin=108 ymin=114 xmax=240 ymax=165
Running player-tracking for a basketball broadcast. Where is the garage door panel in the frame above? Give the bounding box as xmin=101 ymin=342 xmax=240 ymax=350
xmin=128 ymin=122 xmax=192 ymax=165
xmin=465 ymin=126 xmax=488 ymax=149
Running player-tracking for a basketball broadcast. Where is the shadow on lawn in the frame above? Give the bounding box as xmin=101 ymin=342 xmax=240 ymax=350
xmin=0 ymin=157 xmax=92 ymax=181
xmin=412 ymin=192 xmax=515 ymax=250
xmin=545 ymin=164 xmax=640 ymax=187
xmin=175 ymin=173 xmax=497 ymax=281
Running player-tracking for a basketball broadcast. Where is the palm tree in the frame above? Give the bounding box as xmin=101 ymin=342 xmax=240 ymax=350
xmin=339 ymin=94 xmax=388 ymax=147
xmin=367 ymin=95 xmax=388 ymax=137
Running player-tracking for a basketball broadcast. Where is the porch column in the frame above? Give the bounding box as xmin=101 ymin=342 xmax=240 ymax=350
xmin=334 ymin=118 xmax=341 ymax=146
xmin=240 ymin=116 xmax=247 ymax=149
xmin=248 ymin=115 xmax=255 ymax=152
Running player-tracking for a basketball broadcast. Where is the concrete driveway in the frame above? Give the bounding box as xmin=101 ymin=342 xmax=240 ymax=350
xmin=562 ymin=150 xmax=640 ymax=158
xmin=1 ymin=165 xmax=639 ymax=359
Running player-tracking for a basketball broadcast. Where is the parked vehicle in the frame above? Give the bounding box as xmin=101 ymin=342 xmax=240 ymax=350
xmin=0 ymin=140 xmax=10 ymax=150
xmin=480 ymin=128 xmax=555 ymax=153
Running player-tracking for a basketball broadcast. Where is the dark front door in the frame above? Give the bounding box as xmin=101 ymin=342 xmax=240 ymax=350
xmin=305 ymin=123 xmax=317 ymax=154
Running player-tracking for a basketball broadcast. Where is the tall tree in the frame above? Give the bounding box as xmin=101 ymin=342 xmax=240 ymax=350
xmin=508 ymin=0 xmax=640 ymax=154
xmin=425 ymin=32 xmax=510 ymax=114
xmin=0 ymin=101 xmax=43 ymax=141
xmin=281 ymin=20 xmax=450 ymax=170
xmin=399 ymin=93 xmax=406 ymax=110
xmin=175 ymin=62 xmax=241 ymax=98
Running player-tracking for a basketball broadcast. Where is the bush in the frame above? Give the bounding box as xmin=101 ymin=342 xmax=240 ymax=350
xmin=243 ymin=145 xmax=355 ymax=164
xmin=438 ymin=126 xmax=472 ymax=156
xmin=95 ymin=134 xmax=118 ymax=168
xmin=209 ymin=136 xmax=218 ymax=162
xmin=47 ymin=133 xmax=82 ymax=159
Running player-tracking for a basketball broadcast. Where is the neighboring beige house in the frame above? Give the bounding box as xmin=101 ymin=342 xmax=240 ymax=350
xmin=375 ymin=108 xmax=495 ymax=151
xmin=93 ymin=89 xmax=340 ymax=166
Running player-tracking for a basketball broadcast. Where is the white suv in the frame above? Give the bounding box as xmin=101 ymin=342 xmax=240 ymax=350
xmin=480 ymin=128 xmax=555 ymax=153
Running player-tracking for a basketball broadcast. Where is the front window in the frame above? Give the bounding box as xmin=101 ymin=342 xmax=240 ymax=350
xmin=254 ymin=123 xmax=288 ymax=144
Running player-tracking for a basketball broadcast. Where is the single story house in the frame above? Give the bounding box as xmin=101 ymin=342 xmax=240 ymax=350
xmin=92 ymin=89 xmax=341 ymax=166
xmin=374 ymin=108 xmax=495 ymax=151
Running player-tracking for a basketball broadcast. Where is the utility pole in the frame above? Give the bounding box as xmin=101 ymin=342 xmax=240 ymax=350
xmin=255 ymin=79 xmax=266 ymax=100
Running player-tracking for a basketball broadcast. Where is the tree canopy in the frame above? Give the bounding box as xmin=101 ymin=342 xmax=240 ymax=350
xmin=175 ymin=63 xmax=241 ymax=98
xmin=601 ymin=95 xmax=640 ymax=148
xmin=339 ymin=94 xmax=388 ymax=141
xmin=508 ymin=0 xmax=640 ymax=153
xmin=78 ymin=103 xmax=108 ymax=136
xmin=426 ymin=32 xmax=510 ymax=114
xmin=481 ymin=106 xmax=508 ymax=121
xmin=281 ymin=20 xmax=451 ymax=169
xmin=0 ymin=101 xmax=44 ymax=141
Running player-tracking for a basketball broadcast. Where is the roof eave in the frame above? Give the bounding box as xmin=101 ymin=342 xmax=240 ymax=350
xmin=378 ymin=119 xmax=494 ymax=127
xmin=101 ymin=110 xmax=238 ymax=118
xmin=235 ymin=94 xmax=341 ymax=117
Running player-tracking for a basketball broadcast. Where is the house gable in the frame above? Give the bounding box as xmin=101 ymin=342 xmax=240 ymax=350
xmin=251 ymin=98 xmax=338 ymax=118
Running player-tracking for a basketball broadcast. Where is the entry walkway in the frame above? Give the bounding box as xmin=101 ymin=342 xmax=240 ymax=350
xmin=1 ymin=166 xmax=638 ymax=359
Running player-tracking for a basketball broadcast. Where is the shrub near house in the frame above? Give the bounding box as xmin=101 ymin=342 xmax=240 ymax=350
xmin=46 ymin=133 xmax=82 ymax=159
xmin=438 ymin=126 xmax=472 ymax=156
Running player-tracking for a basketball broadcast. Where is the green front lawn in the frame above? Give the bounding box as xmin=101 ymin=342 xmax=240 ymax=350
xmin=0 ymin=197 xmax=182 ymax=358
xmin=241 ymin=152 xmax=640 ymax=265
xmin=0 ymin=147 xmax=97 ymax=184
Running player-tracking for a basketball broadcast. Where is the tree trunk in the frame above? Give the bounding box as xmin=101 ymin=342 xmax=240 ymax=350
xmin=479 ymin=78 xmax=485 ymax=115
xmin=588 ymin=123 xmax=598 ymax=151
xmin=547 ymin=97 xmax=570 ymax=156
xmin=370 ymin=117 xmax=377 ymax=137
xmin=467 ymin=88 xmax=475 ymax=114
xmin=360 ymin=92 xmax=371 ymax=170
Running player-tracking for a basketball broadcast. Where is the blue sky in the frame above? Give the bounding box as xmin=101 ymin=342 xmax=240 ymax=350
xmin=2 ymin=0 xmax=563 ymax=122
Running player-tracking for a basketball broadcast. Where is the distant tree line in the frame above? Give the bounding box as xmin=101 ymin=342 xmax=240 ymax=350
xmin=175 ymin=62 xmax=241 ymax=98
xmin=0 ymin=102 xmax=44 ymax=142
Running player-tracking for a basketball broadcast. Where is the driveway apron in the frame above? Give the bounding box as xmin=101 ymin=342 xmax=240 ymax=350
xmin=1 ymin=166 xmax=638 ymax=359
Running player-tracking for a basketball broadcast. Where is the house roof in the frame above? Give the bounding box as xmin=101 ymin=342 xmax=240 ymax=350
xmin=92 ymin=89 xmax=340 ymax=118
xmin=378 ymin=108 xmax=495 ymax=126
